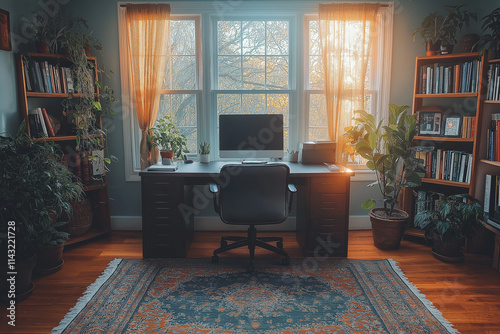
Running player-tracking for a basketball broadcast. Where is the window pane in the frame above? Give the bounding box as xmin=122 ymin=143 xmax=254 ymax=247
xmin=242 ymin=94 xmax=266 ymax=114
xmin=242 ymin=21 xmax=265 ymax=55
xmin=218 ymin=56 xmax=242 ymax=90
xmin=217 ymin=94 xmax=241 ymax=114
xmin=158 ymin=94 xmax=198 ymax=154
xmin=308 ymin=94 xmax=328 ymax=141
xmin=266 ymin=56 xmax=288 ymax=89
xmin=267 ymin=94 xmax=289 ymax=126
xmin=218 ymin=21 xmax=241 ymax=55
xmin=309 ymin=20 xmax=321 ymax=55
xmin=171 ymin=20 xmax=195 ymax=55
xmin=266 ymin=21 xmax=288 ymax=55
xmin=171 ymin=56 xmax=196 ymax=90
xmin=309 ymin=56 xmax=324 ymax=90
xmin=242 ymin=56 xmax=265 ymax=89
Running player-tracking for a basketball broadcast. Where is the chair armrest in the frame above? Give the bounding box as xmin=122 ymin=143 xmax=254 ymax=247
xmin=287 ymin=183 xmax=297 ymax=213
xmin=209 ymin=183 xmax=219 ymax=193
xmin=288 ymin=183 xmax=297 ymax=193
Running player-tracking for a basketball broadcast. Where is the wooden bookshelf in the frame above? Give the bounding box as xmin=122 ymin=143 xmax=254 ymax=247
xmin=15 ymin=52 xmax=111 ymax=246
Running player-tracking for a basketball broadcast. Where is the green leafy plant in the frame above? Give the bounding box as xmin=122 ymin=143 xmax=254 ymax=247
xmin=476 ymin=7 xmax=500 ymax=55
xmin=344 ymin=104 xmax=422 ymax=217
xmin=0 ymin=123 xmax=84 ymax=259
xmin=414 ymin=193 xmax=483 ymax=245
xmin=149 ymin=115 xmax=188 ymax=158
xmin=412 ymin=5 xmax=477 ymax=45
xmin=199 ymin=141 xmax=211 ymax=155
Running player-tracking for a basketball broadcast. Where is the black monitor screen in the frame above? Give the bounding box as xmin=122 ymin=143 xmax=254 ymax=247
xmin=219 ymin=114 xmax=284 ymax=158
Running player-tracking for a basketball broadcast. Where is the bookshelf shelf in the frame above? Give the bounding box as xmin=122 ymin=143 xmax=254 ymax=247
xmin=421 ymin=178 xmax=470 ymax=188
xmin=480 ymin=159 xmax=500 ymax=167
xmin=414 ymin=136 xmax=475 ymax=142
xmin=415 ymin=93 xmax=477 ymax=98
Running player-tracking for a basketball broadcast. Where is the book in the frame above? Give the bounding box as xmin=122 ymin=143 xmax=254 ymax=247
xmin=41 ymin=108 xmax=55 ymax=137
xmin=65 ymin=68 xmax=74 ymax=93
xmin=148 ymin=163 xmax=178 ymax=171
xmin=91 ymin=150 xmax=105 ymax=176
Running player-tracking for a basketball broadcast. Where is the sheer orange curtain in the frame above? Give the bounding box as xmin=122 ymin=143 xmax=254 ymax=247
xmin=319 ymin=3 xmax=381 ymax=164
xmin=126 ymin=4 xmax=170 ymax=169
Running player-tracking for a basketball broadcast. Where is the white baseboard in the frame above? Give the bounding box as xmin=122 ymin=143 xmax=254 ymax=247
xmin=111 ymin=215 xmax=371 ymax=231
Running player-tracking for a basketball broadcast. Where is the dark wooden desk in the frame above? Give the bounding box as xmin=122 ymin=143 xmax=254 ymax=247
xmin=140 ymin=162 xmax=353 ymax=258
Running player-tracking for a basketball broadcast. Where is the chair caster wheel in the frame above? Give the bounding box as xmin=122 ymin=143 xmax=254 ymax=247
xmin=282 ymin=256 xmax=290 ymax=266
xmin=277 ymin=241 xmax=283 ymax=249
xmin=212 ymin=255 xmax=219 ymax=263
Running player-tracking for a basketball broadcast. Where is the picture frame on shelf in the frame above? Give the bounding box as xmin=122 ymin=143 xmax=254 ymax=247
xmin=418 ymin=111 xmax=442 ymax=136
xmin=0 ymin=8 xmax=11 ymax=51
xmin=443 ymin=115 xmax=462 ymax=137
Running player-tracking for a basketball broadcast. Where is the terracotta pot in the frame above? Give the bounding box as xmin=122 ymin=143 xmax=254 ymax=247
xmin=459 ymin=33 xmax=479 ymax=53
xmin=432 ymin=232 xmax=464 ymax=262
xmin=369 ymin=208 xmax=409 ymax=250
xmin=84 ymin=46 xmax=92 ymax=57
xmin=35 ymin=243 xmax=65 ymax=275
xmin=426 ymin=40 xmax=441 ymax=56
xmin=35 ymin=41 xmax=50 ymax=53
xmin=160 ymin=151 xmax=174 ymax=159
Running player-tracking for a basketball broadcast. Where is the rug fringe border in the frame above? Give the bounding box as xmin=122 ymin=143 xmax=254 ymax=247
xmin=387 ymin=258 xmax=459 ymax=334
xmin=51 ymin=258 xmax=123 ymax=334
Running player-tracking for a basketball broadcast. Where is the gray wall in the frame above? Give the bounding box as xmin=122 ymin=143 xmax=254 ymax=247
xmin=1 ymin=0 xmax=495 ymax=227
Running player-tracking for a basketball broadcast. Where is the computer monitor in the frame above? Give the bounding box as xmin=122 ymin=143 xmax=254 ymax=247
xmin=219 ymin=114 xmax=284 ymax=159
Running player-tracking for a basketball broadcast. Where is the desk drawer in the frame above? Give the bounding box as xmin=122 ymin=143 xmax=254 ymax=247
xmin=142 ymin=232 xmax=184 ymax=258
xmin=306 ymin=231 xmax=347 ymax=257
xmin=311 ymin=177 xmax=347 ymax=193
xmin=310 ymin=193 xmax=347 ymax=216
xmin=143 ymin=177 xmax=182 ymax=194
xmin=310 ymin=215 xmax=346 ymax=231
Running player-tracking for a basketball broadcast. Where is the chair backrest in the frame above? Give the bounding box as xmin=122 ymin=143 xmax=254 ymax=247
xmin=218 ymin=164 xmax=291 ymax=225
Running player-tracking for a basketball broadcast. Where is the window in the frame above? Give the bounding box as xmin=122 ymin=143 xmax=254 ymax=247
xmin=214 ymin=19 xmax=291 ymax=153
xmin=305 ymin=9 xmax=393 ymax=166
xmin=119 ymin=3 xmax=392 ymax=179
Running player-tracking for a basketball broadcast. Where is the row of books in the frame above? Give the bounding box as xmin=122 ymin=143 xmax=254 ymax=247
xmin=23 ymin=59 xmax=74 ymax=94
xmin=28 ymin=107 xmax=57 ymax=138
xmin=414 ymin=190 xmax=444 ymax=215
xmin=461 ymin=116 xmax=476 ymax=139
xmin=62 ymin=150 xmax=105 ymax=186
xmin=415 ymin=148 xmax=473 ymax=183
xmin=486 ymin=63 xmax=500 ymax=101
xmin=486 ymin=113 xmax=500 ymax=162
xmin=418 ymin=60 xmax=481 ymax=94
xmin=483 ymin=174 xmax=500 ymax=226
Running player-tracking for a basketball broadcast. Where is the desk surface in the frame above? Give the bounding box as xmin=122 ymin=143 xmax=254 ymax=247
xmin=140 ymin=161 xmax=354 ymax=177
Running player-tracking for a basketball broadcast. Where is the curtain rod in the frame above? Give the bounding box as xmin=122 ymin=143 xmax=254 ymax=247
xmin=120 ymin=2 xmax=392 ymax=7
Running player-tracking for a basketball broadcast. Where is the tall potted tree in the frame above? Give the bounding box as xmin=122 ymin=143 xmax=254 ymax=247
xmin=476 ymin=7 xmax=500 ymax=59
xmin=344 ymin=104 xmax=422 ymax=249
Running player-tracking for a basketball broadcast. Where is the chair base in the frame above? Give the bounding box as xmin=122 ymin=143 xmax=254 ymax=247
xmin=212 ymin=225 xmax=290 ymax=272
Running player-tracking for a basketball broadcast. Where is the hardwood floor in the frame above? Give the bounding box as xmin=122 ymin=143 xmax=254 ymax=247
xmin=2 ymin=230 xmax=500 ymax=333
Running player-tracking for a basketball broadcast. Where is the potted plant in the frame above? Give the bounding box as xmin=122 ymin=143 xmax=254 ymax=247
xmin=414 ymin=193 xmax=483 ymax=262
xmin=476 ymin=7 xmax=500 ymax=59
xmin=0 ymin=124 xmax=83 ymax=297
xmin=149 ymin=114 xmax=188 ymax=160
xmin=199 ymin=141 xmax=210 ymax=163
xmin=29 ymin=13 xmax=68 ymax=53
xmin=344 ymin=104 xmax=422 ymax=250
xmin=412 ymin=5 xmax=477 ymax=55
xmin=34 ymin=220 xmax=70 ymax=275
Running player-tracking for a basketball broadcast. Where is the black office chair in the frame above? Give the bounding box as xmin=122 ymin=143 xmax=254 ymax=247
xmin=209 ymin=163 xmax=296 ymax=271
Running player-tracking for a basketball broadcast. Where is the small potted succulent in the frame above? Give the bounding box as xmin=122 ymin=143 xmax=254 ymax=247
xmin=149 ymin=114 xmax=188 ymax=160
xmin=199 ymin=141 xmax=210 ymax=163
xmin=344 ymin=104 xmax=422 ymax=250
xmin=414 ymin=193 xmax=483 ymax=262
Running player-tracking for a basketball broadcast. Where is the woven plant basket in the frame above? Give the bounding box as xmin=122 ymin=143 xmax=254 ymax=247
xmin=64 ymin=199 xmax=93 ymax=236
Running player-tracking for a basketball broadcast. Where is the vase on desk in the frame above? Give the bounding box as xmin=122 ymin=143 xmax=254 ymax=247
xmin=200 ymin=154 xmax=210 ymax=164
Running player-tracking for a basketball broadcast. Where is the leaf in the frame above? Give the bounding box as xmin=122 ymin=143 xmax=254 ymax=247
xmin=361 ymin=199 xmax=376 ymax=210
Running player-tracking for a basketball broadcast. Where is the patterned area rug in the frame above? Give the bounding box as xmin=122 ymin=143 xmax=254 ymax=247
xmin=53 ymin=259 xmax=458 ymax=333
